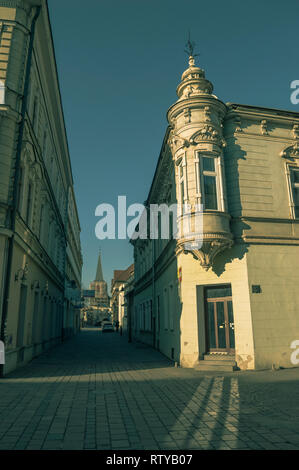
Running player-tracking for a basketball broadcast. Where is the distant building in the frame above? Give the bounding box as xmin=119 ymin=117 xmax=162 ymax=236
xmin=89 ymin=251 xmax=109 ymax=307
xmin=110 ymin=264 xmax=134 ymax=332
xmin=0 ymin=0 xmax=82 ymax=375
xmin=131 ymin=53 xmax=299 ymax=371
xmin=82 ymin=251 xmax=110 ymax=325
xmin=124 ymin=267 xmax=135 ymax=342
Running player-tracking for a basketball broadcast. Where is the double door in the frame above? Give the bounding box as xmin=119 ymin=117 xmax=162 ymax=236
xmin=205 ymin=286 xmax=235 ymax=353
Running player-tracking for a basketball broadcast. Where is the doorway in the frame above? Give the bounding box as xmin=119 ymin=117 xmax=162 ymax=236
xmin=205 ymin=285 xmax=235 ymax=354
xmin=16 ymin=284 xmax=28 ymax=362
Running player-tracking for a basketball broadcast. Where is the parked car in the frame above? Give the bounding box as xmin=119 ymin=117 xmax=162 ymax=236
xmin=102 ymin=323 xmax=114 ymax=333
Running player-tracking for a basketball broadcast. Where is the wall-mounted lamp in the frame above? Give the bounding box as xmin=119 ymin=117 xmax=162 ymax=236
xmin=15 ymin=262 xmax=28 ymax=282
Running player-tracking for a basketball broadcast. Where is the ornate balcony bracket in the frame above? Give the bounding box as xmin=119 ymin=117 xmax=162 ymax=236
xmin=176 ymin=211 xmax=234 ymax=271
xmin=189 ymin=239 xmax=233 ymax=271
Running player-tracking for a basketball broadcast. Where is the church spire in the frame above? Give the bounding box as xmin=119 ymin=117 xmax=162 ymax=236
xmin=95 ymin=249 xmax=104 ymax=281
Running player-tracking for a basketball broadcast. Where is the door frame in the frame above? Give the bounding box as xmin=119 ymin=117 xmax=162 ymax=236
xmin=204 ymin=284 xmax=235 ymax=354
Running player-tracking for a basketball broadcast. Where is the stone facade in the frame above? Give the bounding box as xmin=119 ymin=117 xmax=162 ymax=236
xmin=132 ymin=54 xmax=299 ymax=371
xmin=0 ymin=0 xmax=82 ymax=374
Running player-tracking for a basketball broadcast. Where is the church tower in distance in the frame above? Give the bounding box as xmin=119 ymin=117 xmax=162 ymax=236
xmin=89 ymin=250 xmax=109 ymax=307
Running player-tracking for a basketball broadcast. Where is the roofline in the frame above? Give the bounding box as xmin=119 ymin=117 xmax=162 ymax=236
xmin=44 ymin=0 xmax=74 ymax=186
xmin=226 ymin=102 xmax=299 ymax=119
xmin=145 ymin=126 xmax=171 ymax=206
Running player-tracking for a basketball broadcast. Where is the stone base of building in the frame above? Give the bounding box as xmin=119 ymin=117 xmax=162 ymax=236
xmin=2 ymin=332 xmax=79 ymax=376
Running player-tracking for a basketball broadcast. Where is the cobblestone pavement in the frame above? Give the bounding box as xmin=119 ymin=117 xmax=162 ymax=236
xmin=1 ymin=328 xmax=299 ymax=450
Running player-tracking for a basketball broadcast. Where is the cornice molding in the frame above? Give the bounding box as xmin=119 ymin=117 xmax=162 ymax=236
xmin=226 ymin=107 xmax=299 ymax=125
xmin=167 ymin=95 xmax=226 ymax=121
xmin=0 ymin=0 xmax=31 ymax=13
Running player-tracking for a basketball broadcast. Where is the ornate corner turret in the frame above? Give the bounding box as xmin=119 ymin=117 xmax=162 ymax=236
xmin=168 ymin=44 xmax=233 ymax=270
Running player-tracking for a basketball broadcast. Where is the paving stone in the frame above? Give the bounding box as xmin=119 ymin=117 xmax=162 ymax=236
xmin=1 ymin=328 xmax=299 ymax=451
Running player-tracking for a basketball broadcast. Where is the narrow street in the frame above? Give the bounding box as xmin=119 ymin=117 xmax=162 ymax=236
xmin=0 ymin=329 xmax=299 ymax=450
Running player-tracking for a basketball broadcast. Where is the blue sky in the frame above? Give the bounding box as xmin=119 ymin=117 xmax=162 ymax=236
xmin=48 ymin=0 xmax=299 ymax=290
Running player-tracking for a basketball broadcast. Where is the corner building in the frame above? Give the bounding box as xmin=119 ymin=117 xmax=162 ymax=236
xmin=132 ymin=55 xmax=299 ymax=371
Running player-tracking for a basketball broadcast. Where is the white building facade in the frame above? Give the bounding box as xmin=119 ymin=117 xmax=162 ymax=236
xmin=132 ymin=54 xmax=299 ymax=371
xmin=0 ymin=0 xmax=82 ymax=375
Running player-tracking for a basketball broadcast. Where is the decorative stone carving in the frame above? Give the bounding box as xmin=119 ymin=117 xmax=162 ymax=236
xmin=234 ymin=116 xmax=242 ymax=133
xmin=168 ymin=130 xmax=190 ymax=153
xmin=183 ymin=108 xmax=191 ymax=123
xmin=204 ymin=106 xmax=211 ymax=121
xmin=190 ymin=125 xmax=219 ymax=143
xmin=190 ymin=239 xmax=233 ymax=271
xmin=261 ymin=120 xmax=268 ymax=135
xmin=292 ymin=124 xmax=299 ymax=140
xmin=176 ymin=238 xmax=233 ymax=271
xmin=189 ymin=125 xmax=226 ymax=148
xmin=280 ymin=142 xmax=299 ymax=159
xmin=176 ymin=55 xmax=214 ymax=100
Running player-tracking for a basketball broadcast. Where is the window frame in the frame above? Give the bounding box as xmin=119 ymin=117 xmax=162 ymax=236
xmin=288 ymin=165 xmax=299 ymax=219
xmin=25 ymin=181 xmax=33 ymax=226
xmin=197 ymin=152 xmax=223 ymax=211
xmin=175 ymin=152 xmax=188 ymax=211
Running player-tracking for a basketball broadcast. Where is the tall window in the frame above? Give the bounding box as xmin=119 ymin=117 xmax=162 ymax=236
xmin=26 ymin=183 xmax=33 ymax=225
xmin=290 ymin=167 xmax=299 ymax=218
xmin=178 ymin=162 xmax=186 ymax=207
xmin=39 ymin=204 xmax=44 ymax=239
xmin=32 ymin=97 xmax=38 ymax=131
xmin=200 ymin=154 xmax=221 ymax=210
xmin=17 ymin=167 xmax=23 ymax=212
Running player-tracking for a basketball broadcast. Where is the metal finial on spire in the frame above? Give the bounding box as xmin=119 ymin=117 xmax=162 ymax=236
xmin=184 ymin=31 xmax=199 ymax=59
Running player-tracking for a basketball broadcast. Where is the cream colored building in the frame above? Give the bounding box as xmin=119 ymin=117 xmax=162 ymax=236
xmin=111 ymin=264 xmax=134 ymax=330
xmin=0 ymin=0 xmax=82 ymax=375
xmin=132 ymin=54 xmax=299 ymax=371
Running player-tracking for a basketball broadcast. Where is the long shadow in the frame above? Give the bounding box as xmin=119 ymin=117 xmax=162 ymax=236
xmin=1 ymin=351 xmax=299 ymax=450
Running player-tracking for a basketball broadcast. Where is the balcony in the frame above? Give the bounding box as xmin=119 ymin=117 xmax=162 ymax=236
xmin=176 ymin=210 xmax=233 ymax=270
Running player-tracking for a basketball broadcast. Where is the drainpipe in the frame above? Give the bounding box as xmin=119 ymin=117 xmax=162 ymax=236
xmin=0 ymin=7 xmax=41 ymax=378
